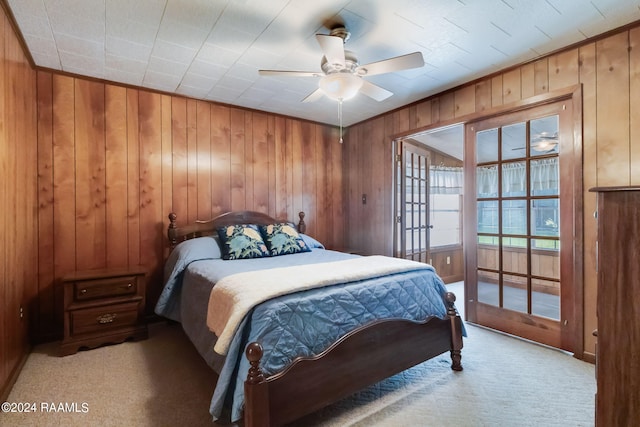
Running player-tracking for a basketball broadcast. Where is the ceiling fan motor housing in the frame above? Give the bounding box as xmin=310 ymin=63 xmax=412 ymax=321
xmin=329 ymin=26 xmax=350 ymax=42
xmin=321 ymin=50 xmax=359 ymax=74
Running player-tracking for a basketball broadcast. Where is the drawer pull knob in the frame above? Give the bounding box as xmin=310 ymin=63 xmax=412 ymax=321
xmin=127 ymin=283 xmax=133 ymax=288
xmin=96 ymin=313 xmax=117 ymax=324
xmin=80 ymin=289 xmax=87 ymax=294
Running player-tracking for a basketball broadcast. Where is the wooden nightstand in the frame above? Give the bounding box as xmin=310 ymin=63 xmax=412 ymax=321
xmin=60 ymin=266 xmax=148 ymax=356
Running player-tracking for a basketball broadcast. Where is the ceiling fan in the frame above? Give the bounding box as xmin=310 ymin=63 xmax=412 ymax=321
xmin=512 ymin=132 xmax=559 ymax=153
xmin=258 ymin=26 xmax=425 ymax=103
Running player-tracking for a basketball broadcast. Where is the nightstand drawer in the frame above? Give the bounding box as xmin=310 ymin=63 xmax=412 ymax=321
xmin=74 ymin=276 xmax=138 ymax=301
xmin=61 ymin=266 xmax=148 ymax=356
xmin=70 ymin=301 xmax=140 ymax=335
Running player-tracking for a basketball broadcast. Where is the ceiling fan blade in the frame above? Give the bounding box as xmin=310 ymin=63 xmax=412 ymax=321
xmin=315 ymin=34 xmax=345 ymax=68
xmin=357 ymin=52 xmax=424 ymax=76
xmin=302 ymin=88 xmax=324 ymax=103
xmin=359 ymin=80 xmax=393 ymax=102
xmin=259 ymin=70 xmax=321 ymax=77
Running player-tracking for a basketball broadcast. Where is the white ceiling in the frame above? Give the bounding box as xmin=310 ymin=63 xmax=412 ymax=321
xmin=6 ymin=0 xmax=640 ymax=126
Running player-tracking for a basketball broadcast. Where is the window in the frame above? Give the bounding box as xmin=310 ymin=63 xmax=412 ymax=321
xmin=430 ymin=194 xmax=462 ymax=246
xmin=430 ymin=166 xmax=463 ymax=247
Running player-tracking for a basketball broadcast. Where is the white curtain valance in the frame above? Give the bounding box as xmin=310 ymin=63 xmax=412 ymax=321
xmin=430 ymin=166 xmax=463 ymax=194
xmin=477 ymin=158 xmax=559 ymax=195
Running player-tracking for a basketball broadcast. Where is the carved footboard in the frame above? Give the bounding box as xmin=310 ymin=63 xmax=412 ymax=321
xmin=244 ymin=292 xmax=464 ymax=427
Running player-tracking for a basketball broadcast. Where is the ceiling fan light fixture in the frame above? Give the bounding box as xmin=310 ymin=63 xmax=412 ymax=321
xmin=318 ymin=72 xmax=363 ymax=101
xmin=531 ymin=140 xmax=558 ymax=152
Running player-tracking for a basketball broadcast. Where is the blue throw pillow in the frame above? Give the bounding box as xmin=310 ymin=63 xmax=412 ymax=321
xmin=259 ymin=223 xmax=311 ymax=256
xmin=217 ymin=224 xmax=270 ymax=260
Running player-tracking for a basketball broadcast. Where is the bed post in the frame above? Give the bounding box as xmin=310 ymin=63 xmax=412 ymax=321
xmin=445 ymin=292 xmax=464 ymax=371
xmin=297 ymin=211 xmax=306 ymax=234
xmin=245 ymin=342 xmax=271 ymax=427
xmin=168 ymin=213 xmax=178 ymax=249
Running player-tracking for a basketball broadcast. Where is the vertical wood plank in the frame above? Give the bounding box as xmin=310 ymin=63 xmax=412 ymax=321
xmin=74 ymin=79 xmax=106 ymax=270
xmin=171 ymin=97 xmax=188 ymax=221
xmin=267 ymin=115 xmax=277 ymax=218
xmin=345 ymin=123 xmax=361 ymax=249
xmin=186 ymin=99 xmax=198 ymax=222
xmin=230 ymin=108 xmax=246 ymax=211
xmin=502 ymin=69 xmax=521 ymax=104
xmin=521 ymin=62 xmax=535 ymax=99
xmin=138 ymin=91 xmax=163 ymax=311
xmin=36 ymin=72 xmax=55 ymax=338
xmin=244 ymin=112 xmax=255 ymax=211
xmin=475 ymin=80 xmax=492 ymax=112
xmin=252 ymin=112 xmax=270 ymax=213
xmin=329 ymin=126 xmax=344 ymax=248
xmin=370 ymin=116 xmax=387 ymax=254
xmin=52 ymin=75 xmax=76 ymax=328
xmin=301 ymin=121 xmax=316 ymax=235
xmin=105 ymin=85 xmax=128 ymax=268
xmin=314 ymin=125 xmax=328 ymax=242
xmin=414 ymin=100 xmax=433 ymax=128
xmin=491 ymin=74 xmax=504 ymax=107
xmin=196 ymin=100 xmax=211 ymax=219
xmin=548 ymin=49 xmax=580 ymax=91
xmin=630 ymin=27 xmax=640 ymax=183
xmin=596 ymin=32 xmax=630 ymax=186
xmin=211 ymin=104 xmax=231 ymax=215
xmin=438 ymin=93 xmax=456 ymax=121
xmin=454 ymin=85 xmax=475 ymax=117
xmin=161 ymin=94 xmax=173 ymax=255
xmin=290 ymin=120 xmax=304 ymax=223
xmin=285 ymin=119 xmax=296 ymax=222
xmin=534 ymin=58 xmax=549 ymax=95
xmin=0 ymin=10 xmax=8 ymax=383
xmin=126 ymin=88 xmax=140 ymax=267
xmin=273 ymin=116 xmax=289 ymax=219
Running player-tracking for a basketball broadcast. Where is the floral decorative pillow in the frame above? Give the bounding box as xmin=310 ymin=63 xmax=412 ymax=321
xmin=259 ymin=223 xmax=311 ymax=256
xmin=217 ymin=224 xmax=270 ymax=260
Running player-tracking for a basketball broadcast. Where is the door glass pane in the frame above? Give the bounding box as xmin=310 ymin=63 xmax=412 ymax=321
xmin=477 ymin=240 xmax=497 ymax=270
xmin=530 ymin=115 xmax=559 ymax=157
xmin=478 ymin=270 xmax=499 ymax=305
xmin=477 ymin=128 xmax=498 ymax=163
xmin=477 ymin=165 xmax=498 ymax=198
xmin=502 ymin=199 xmax=527 ymax=235
xmin=430 ymin=195 xmax=461 ymax=246
xmin=503 ymin=274 xmax=527 ymax=312
xmin=502 ymin=161 xmax=526 ymax=197
xmin=477 ymin=200 xmax=498 ymax=234
xmin=531 ymin=241 xmax=560 ymax=279
xmin=531 ymin=158 xmax=559 ymax=196
xmin=502 ymin=122 xmax=526 ymax=160
xmin=502 ymin=246 xmax=527 ymax=275
xmin=531 ymin=199 xmax=559 ymax=237
xmin=532 ymin=278 xmax=560 ymax=319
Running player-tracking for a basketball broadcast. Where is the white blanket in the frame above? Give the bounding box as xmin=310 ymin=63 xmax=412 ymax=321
xmin=207 ymin=255 xmax=431 ymax=355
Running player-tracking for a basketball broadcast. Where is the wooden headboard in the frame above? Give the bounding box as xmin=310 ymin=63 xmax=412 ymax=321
xmin=167 ymin=211 xmax=307 ymax=249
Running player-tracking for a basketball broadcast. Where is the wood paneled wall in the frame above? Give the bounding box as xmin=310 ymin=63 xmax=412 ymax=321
xmin=344 ymin=26 xmax=640 ymax=358
xmin=35 ymin=74 xmax=344 ymax=342
xmin=0 ymin=4 xmax=38 ymax=400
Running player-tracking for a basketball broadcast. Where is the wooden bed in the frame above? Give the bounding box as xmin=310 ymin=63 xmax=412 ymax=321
xmin=166 ymin=210 xmax=464 ymax=427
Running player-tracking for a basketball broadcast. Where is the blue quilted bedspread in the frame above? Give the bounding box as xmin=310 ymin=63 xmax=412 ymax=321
xmin=155 ymin=236 xmax=457 ymax=422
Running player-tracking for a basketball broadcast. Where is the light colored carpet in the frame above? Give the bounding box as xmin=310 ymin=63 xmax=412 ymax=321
xmin=3 ymin=283 xmax=595 ymax=427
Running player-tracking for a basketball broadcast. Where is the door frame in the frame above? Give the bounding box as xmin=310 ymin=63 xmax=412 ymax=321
xmin=463 ymin=86 xmax=583 ymax=355
xmin=390 ymin=85 xmax=583 ymax=357
xmin=393 ymin=139 xmax=432 ymax=261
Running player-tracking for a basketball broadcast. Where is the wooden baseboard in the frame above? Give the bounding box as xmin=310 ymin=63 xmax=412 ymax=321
xmin=442 ymin=274 xmax=464 ymax=284
xmin=0 ymin=345 xmax=31 ymax=402
xmin=581 ymin=351 xmax=596 ymax=364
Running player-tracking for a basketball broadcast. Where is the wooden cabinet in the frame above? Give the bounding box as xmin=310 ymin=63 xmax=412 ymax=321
xmin=60 ymin=267 xmax=148 ymax=356
xmin=590 ymin=186 xmax=640 ymax=426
